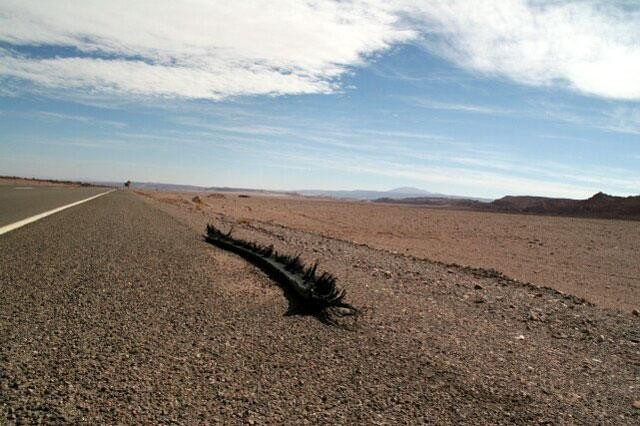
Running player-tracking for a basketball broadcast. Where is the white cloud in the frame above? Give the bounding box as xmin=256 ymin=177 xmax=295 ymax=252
xmin=36 ymin=111 xmax=127 ymax=128
xmin=0 ymin=1 xmax=638 ymax=101
xmin=400 ymin=96 xmax=512 ymax=115
xmin=0 ymin=0 xmax=414 ymax=99
xmin=410 ymin=0 xmax=640 ymax=100
xmin=601 ymin=106 xmax=640 ymax=135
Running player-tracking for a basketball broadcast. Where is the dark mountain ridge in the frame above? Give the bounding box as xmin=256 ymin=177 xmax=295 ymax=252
xmin=489 ymin=192 xmax=640 ymax=220
xmin=379 ymin=191 xmax=640 ymax=220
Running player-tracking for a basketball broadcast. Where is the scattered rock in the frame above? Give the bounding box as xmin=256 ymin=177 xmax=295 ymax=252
xmin=474 ymin=284 xmax=484 ymax=290
xmin=633 ymin=400 xmax=640 ymax=409
xmin=632 ymin=309 xmax=639 ymax=317
xmin=192 ymin=196 xmax=202 ymax=204
xmin=516 ymin=334 xmax=525 ymax=340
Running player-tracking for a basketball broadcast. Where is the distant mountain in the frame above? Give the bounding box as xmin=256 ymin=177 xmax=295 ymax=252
xmin=298 ymin=187 xmax=471 ymax=200
xmin=374 ymin=191 xmax=640 ymax=220
xmin=127 ymin=182 xmax=207 ymax=192
xmin=100 ymin=181 xmax=298 ymax=195
xmin=385 ymin=187 xmax=435 ymax=196
xmin=375 ymin=196 xmax=489 ymax=208
xmin=487 ymin=192 xmax=640 ymax=220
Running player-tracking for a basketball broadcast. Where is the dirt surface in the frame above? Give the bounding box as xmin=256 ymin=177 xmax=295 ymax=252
xmin=0 ymin=177 xmax=84 ymax=188
xmin=380 ymin=192 xmax=640 ymax=221
xmin=137 ymin=190 xmax=639 ymax=423
xmin=139 ymin=190 xmax=640 ymax=313
xmin=2 ymin=191 xmax=639 ymax=424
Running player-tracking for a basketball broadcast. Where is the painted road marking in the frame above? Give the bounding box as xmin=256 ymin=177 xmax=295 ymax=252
xmin=0 ymin=189 xmax=115 ymax=236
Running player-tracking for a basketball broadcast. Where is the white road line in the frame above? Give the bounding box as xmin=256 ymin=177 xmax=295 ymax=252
xmin=0 ymin=189 xmax=115 ymax=236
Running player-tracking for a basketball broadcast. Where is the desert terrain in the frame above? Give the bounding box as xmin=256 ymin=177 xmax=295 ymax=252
xmin=119 ymin=188 xmax=640 ymax=423
xmin=0 ymin=177 xmax=84 ymax=188
xmin=2 ymin=186 xmax=639 ymax=423
xmin=139 ymin=190 xmax=639 ymax=313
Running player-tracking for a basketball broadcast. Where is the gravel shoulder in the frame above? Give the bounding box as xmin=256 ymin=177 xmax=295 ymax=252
xmin=1 ymin=191 xmax=639 ymax=424
xmin=142 ymin=191 xmax=639 ymax=424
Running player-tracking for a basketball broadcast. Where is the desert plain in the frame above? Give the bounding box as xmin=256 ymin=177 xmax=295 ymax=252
xmin=143 ymin=190 xmax=639 ymax=312
xmin=2 ymin=184 xmax=638 ymax=424
xmin=127 ymin=188 xmax=639 ymax=423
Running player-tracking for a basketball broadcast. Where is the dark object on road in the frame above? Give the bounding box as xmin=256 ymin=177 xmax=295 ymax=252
xmin=205 ymin=224 xmax=358 ymax=322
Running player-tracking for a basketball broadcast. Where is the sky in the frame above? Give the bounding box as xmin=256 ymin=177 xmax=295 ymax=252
xmin=0 ymin=0 xmax=639 ymax=199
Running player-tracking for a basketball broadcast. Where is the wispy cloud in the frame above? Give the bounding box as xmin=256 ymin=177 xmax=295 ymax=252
xmin=0 ymin=1 xmax=414 ymax=100
xmin=36 ymin=111 xmax=127 ymax=128
xmin=21 ymin=137 xmax=131 ymax=150
xmin=131 ymin=117 xmax=640 ymax=197
xmin=411 ymin=0 xmax=640 ymax=100
xmin=532 ymin=100 xmax=640 ymax=136
xmin=600 ymin=106 xmax=640 ymax=135
xmin=1 ymin=1 xmax=639 ymax=101
xmin=264 ymin=150 xmax=603 ymax=198
xmin=400 ymin=96 xmax=512 ymax=115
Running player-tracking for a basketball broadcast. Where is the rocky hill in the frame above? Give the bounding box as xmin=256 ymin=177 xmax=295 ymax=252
xmin=376 ymin=192 xmax=640 ymax=220
xmin=490 ymin=192 xmax=640 ymax=220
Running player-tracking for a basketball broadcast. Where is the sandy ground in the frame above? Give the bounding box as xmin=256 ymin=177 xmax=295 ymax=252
xmin=0 ymin=177 xmax=87 ymax=188
xmin=131 ymin=189 xmax=640 ymax=423
xmin=138 ymin=190 xmax=640 ymax=313
xmin=3 ymin=190 xmax=638 ymax=423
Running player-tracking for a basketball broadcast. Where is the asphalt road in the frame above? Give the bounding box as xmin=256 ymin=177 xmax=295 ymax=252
xmin=1 ymin=191 xmax=231 ymax=423
xmin=0 ymin=185 xmax=110 ymax=228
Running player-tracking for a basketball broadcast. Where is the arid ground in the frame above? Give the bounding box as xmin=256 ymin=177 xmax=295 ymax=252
xmin=2 ymin=186 xmax=638 ymax=423
xmin=126 ymin=189 xmax=640 ymax=423
xmin=141 ymin=190 xmax=639 ymax=312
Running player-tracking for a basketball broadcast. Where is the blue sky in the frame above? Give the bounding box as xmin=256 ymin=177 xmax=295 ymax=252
xmin=1 ymin=1 xmax=639 ymax=199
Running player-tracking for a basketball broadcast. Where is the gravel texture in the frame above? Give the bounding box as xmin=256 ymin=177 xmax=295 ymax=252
xmin=144 ymin=191 xmax=640 ymax=312
xmin=1 ymin=191 xmax=639 ymax=424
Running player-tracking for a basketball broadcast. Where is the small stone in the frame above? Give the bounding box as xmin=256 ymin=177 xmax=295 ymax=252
xmin=474 ymin=284 xmax=484 ymax=290
xmin=632 ymin=309 xmax=639 ymax=317
xmin=516 ymin=334 xmax=525 ymax=340
xmin=633 ymin=400 xmax=640 ymax=409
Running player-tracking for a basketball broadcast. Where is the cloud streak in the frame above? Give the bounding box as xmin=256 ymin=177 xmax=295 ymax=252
xmin=36 ymin=111 xmax=126 ymax=128
xmin=1 ymin=1 xmax=639 ymax=101
xmin=411 ymin=0 xmax=640 ymax=100
xmin=0 ymin=1 xmax=413 ymax=99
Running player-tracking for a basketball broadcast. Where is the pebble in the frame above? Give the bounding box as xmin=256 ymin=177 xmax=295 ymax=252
xmin=516 ymin=334 xmax=525 ymax=340
xmin=474 ymin=284 xmax=484 ymax=290
xmin=632 ymin=309 xmax=639 ymax=317
xmin=633 ymin=400 xmax=640 ymax=409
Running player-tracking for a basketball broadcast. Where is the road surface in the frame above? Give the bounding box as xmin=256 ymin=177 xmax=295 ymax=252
xmin=0 ymin=185 xmax=110 ymax=229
